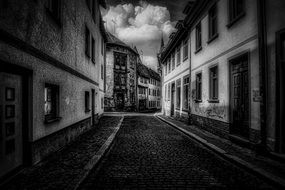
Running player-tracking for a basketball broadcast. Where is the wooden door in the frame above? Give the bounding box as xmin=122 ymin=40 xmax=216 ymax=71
xmin=0 ymin=72 xmax=23 ymax=178
xmin=277 ymin=31 xmax=285 ymax=152
xmin=230 ymin=55 xmax=249 ymax=139
xmin=91 ymin=89 xmax=95 ymax=126
xmin=171 ymin=83 xmax=175 ymax=116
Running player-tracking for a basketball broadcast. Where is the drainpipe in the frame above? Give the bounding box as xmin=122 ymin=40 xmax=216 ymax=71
xmin=257 ymin=0 xmax=268 ymax=153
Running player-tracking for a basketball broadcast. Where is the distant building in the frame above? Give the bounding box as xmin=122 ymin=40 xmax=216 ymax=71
xmin=104 ymin=32 xmax=138 ymax=111
xmin=136 ymin=62 xmax=161 ymax=111
xmin=160 ymin=20 xmax=191 ymax=122
xmin=0 ymin=0 xmax=107 ymax=178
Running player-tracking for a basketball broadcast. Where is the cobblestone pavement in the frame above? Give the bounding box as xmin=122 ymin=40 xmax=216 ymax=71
xmin=79 ymin=116 xmax=274 ymax=190
xmin=1 ymin=116 xmax=122 ymax=190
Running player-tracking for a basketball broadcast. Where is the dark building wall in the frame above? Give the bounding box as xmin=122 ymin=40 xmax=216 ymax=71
xmin=105 ymin=45 xmax=137 ymax=111
xmin=0 ymin=0 xmax=106 ymax=173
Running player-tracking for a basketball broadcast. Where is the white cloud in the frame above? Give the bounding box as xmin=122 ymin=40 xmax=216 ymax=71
xmin=103 ymin=1 xmax=176 ymax=71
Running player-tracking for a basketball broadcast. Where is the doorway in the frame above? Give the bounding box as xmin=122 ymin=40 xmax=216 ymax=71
xmin=277 ymin=30 xmax=285 ymax=153
xmin=230 ymin=54 xmax=250 ymax=139
xmin=171 ymin=83 xmax=175 ymax=116
xmin=0 ymin=72 xmax=23 ymax=178
xmin=91 ymin=89 xmax=95 ymax=126
xmin=116 ymin=93 xmax=124 ymax=110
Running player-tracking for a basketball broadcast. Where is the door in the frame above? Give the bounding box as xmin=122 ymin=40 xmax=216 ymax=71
xmin=91 ymin=89 xmax=95 ymax=126
xmin=230 ymin=55 xmax=249 ymax=139
xmin=116 ymin=93 xmax=124 ymax=110
xmin=0 ymin=72 xmax=23 ymax=178
xmin=171 ymin=83 xmax=175 ymax=116
xmin=277 ymin=31 xmax=285 ymax=152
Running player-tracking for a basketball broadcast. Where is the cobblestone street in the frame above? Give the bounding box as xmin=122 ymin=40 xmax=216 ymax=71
xmin=79 ymin=116 xmax=274 ymax=189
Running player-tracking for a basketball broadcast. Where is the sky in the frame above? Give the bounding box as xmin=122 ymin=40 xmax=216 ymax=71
xmin=102 ymin=0 xmax=188 ymax=71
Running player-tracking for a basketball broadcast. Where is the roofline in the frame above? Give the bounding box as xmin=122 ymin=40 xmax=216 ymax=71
xmin=160 ymin=0 xmax=211 ymax=63
xmin=106 ymin=42 xmax=139 ymax=55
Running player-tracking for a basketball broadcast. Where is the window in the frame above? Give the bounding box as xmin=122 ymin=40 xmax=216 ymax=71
xmin=228 ymin=0 xmax=245 ymax=25
xmin=183 ymin=76 xmax=190 ymax=110
xmin=149 ymin=89 xmax=150 ymax=95
xmin=168 ymin=83 xmax=170 ymax=100
xmin=91 ymin=37 xmax=95 ymax=63
xmin=164 ymin=64 xmax=167 ymax=76
xmin=209 ymin=3 xmax=218 ymax=41
xmin=171 ymin=53 xmax=175 ymax=70
xmin=176 ymin=79 xmax=181 ymax=108
xmin=101 ymin=98 xmax=104 ymax=109
xmin=195 ymin=22 xmax=202 ymax=52
xmin=168 ymin=59 xmax=171 ymax=73
xmin=101 ymin=38 xmax=104 ymax=55
xmin=196 ymin=73 xmax=202 ymax=101
xmin=183 ymin=39 xmax=188 ymax=60
xmin=209 ymin=66 xmax=218 ymax=100
xmin=85 ymin=26 xmax=91 ymax=57
xmin=165 ymin=85 xmax=167 ymax=100
xmin=101 ymin=64 xmax=104 ymax=79
xmin=46 ymin=0 xmax=62 ymax=24
xmin=85 ymin=91 xmax=90 ymax=112
xmin=176 ymin=46 xmax=181 ymax=66
xmin=44 ymin=84 xmax=60 ymax=122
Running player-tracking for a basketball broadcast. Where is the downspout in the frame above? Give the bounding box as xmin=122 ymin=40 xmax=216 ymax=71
xmin=257 ymin=0 xmax=268 ymax=153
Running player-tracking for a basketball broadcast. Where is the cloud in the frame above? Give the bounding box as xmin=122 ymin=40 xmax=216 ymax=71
xmin=103 ymin=1 xmax=176 ymax=70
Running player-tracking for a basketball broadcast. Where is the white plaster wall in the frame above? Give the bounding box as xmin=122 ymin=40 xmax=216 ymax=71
xmin=190 ymin=0 xmax=260 ymax=130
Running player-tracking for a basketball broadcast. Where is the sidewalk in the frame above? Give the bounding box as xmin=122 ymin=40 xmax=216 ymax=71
xmin=156 ymin=114 xmax=285 ymax=189
xmin=1 ymin=116 xmax=123 ymax=190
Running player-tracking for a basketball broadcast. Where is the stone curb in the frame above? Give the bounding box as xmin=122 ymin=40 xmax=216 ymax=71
xmin=73 ymin=116 xmax=124 ymax=190
xmin=156 ymin=115 xmax=285 ymax=189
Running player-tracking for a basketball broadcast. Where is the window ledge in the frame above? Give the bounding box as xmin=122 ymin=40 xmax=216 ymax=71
xmin=208 ymin=99 xmax=219 ymax=103
xmin=195 ymin=47 xmax=202 ymax=54
xmin=44 ymin=117 xmax=62 ymax=124
xmin=183 ymin=57 xmax=188 ymax=62
xmin=207 ymin=33 xmax=219 ymax=44
xmin=194 ymin=99 xmax=202 ymax=103
xmin=227 ymin=12 xmax=246 ymax=29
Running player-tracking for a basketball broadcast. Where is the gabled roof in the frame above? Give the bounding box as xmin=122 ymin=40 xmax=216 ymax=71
xmin=147 ymin=68 xmax=160 ymax=81
xmin=137 ymin=63 xmax=150 ymax=79
xmin=106 ymin=32 xmax=139 ymax=55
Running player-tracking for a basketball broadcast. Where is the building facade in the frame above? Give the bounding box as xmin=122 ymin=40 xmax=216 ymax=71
xmin=104 ymin=32 xmax=138 ymax=111
xmin=0 ymin=0 xmax=107 ymax=178
xmin=160 ymin=21 xmax=191 ymax=122
xmin=160 ymin=0 xmax=285 ymax=154
xmin=137 ymin=62 xmax=161 ymax=112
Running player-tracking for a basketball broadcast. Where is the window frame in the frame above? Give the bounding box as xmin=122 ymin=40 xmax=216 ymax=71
xmin=44 ymin=83 xmax=60 ymax=123
xmin=172 ymin=53 xmax=175 ymax=70
xmin=85 ymin=26 xmax=91 ymax=58
xmin=195 ymin=72 xmax=202 ymax=102
xmin=227 ymin=0 xmax=245 ymax=28
xmin=183 ymin=75 xmax=190 ymax=110
xmin=176 ymin=79 xmax=181 ymax=109
xmin=85 ymin=91 xmax=91 ymax=112
xmin=195 ymin=22 xmax=202 ymax=53
xmin=209 ymin=65 xmax=219 ymax=102
xmin=183 ymin=38 xmax=189 ymax=61
xmin=91 ymin=37 xmax=95 ymax=63
xmin=176 ymin=45 xmax=181 ymax=66
xmin=208 ymin=3 xmax=218 ymax=43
